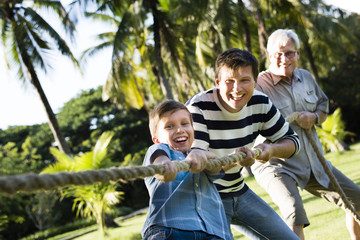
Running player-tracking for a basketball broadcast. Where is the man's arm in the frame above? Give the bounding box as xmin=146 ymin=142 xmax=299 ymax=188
xmin=254 ymin=138 xmax=296 ymax=163
xmin=296 ymin=110 xmax=327 ymax=129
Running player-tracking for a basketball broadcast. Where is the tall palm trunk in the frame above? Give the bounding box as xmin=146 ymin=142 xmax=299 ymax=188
xmin=249 ymin=0 xmax=269 ymax=68
xmin=149 ymin=0 xmax=174 ymax=100
xmin=238 ymin=0 xmax=252 ymax=52
xmin=21 ymin=52 xmax=72 ymax=155
xmin=302 ymin=38 xmax=319 ymax=81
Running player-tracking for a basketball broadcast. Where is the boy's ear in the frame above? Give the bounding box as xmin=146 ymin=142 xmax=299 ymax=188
xmin=152 ymin=137 xmax=160 ymax=144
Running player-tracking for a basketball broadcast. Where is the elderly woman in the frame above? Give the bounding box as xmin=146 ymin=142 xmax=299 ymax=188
xmin=252 ymin=29 xmax=360 ymax=240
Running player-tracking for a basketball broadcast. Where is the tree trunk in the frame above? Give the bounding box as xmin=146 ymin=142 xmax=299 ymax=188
xmin=22 ymin=54 xmax=72 ymax=155
xmin=238 ymin=0 xmax=252 ymax=52
xmin=249 ymin=0 xmax=269 ymax=68
xmin=149 ymin=0 xmax=174 ymax=100
xmin=302 ymin=38 xmax=320 ymax=81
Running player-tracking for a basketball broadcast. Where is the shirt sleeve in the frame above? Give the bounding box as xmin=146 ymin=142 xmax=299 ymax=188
xmin=260 ymin=98 xmax=301 ymax=156
xmin=186 ymin=103 xmax=210 ymax=151
xmin=143 ymin=143 xmax=170 ymax=166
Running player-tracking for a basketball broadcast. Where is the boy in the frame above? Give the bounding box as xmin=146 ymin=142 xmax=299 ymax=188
xmin=186 ymin=48 xmax=300 ymax=239
xmin=141 ymin=99 xmax=233 ymax=240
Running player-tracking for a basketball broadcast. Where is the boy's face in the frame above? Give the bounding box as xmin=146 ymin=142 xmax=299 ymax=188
xmin=216 ymin=65 xmax=255 ymax=113
xmin=152 ymin=109 xmax=194 ymax=154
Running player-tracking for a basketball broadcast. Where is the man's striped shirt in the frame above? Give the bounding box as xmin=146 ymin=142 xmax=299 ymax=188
xmin=186 ymin=88 xmax=300 ymax=198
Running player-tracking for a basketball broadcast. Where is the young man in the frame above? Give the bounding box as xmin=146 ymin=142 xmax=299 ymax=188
xmin=141 ymin=99 xmax=233 ymax=240
xmin=253 ymin=28 xmax=360 ymax=240
xmin=186 ymin=48 xmax=300 ymax=239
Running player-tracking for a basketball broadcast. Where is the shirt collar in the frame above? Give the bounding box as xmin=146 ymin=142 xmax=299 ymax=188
xmin=267 ymin=69 xmax=301 ymax=85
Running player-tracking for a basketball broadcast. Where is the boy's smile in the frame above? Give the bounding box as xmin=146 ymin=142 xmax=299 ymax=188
xmin=216 ymin=65 xmax=256 ymax=113
xmin=152 ymin=109 xmax=194 ymax=154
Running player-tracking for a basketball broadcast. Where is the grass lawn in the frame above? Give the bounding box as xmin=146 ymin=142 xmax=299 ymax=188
xmin=48 ymin=143 xmax=360 ymax=240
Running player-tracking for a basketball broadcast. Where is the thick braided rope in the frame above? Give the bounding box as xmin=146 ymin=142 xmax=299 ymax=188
xmin=286 ymin=112 xmax=360 ymax=224
xmin=0 ymin=149 xmax=262 ymax=195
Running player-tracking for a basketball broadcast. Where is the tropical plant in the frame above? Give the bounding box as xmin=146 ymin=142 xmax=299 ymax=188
xmin=316 ymin=108 xmax=356 ymax=153
xmin=0 ymin=0 xmax=80 ymax=154
xmin=41 ymin=131 xmax=123 ymax=237
xmin=0 ymin=139 xmax=44 ymax=238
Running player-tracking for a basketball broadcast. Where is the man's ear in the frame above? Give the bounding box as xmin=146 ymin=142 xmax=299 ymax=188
xmin=215 ymin=78 xmax=220 ymax=87
xmin=152 ymin=137 xmax=160 ymax=144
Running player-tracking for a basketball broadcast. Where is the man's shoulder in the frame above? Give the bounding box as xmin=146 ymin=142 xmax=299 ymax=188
xmin=248 ymin=89 xmax=270 ymax=106
xmin=253 ymin=88 xmax=268 ymax=97
xmin=294 ymin=68 xmax=312 ymax=78
xmin=258 ymin=70 xmax=272 ymax=79
xmin=187 ymin=88 xmax=215 ymax=104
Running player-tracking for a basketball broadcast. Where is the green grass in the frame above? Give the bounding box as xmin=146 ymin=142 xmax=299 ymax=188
xmin=45 ymin=143 xmax=360 ymax=240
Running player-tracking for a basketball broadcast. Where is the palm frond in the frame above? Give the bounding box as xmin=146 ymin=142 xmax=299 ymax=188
xmin=23 ymin=7 xmax=80 ymax=69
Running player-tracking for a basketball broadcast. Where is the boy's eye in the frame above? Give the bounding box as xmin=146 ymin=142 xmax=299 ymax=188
xmin=165 ymin=124 xmax=173 ymax=129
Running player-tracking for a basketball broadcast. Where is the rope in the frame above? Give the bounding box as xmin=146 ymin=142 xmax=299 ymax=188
xmin=286 ymin=112 xmax=360 ymax=224
xmin=0 ymin=149 xmax=262 ymax=195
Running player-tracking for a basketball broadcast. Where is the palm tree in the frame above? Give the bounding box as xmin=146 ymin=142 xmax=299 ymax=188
xmin=316 ymin=108 xmax=355 ymax=152
xmin=0 ymin=0 xmax=79 ymax=154
xmin=41 ymin=131 xmax=122 ymax=237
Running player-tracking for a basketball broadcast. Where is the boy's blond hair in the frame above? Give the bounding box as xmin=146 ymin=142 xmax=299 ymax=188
xmin=149 ymin=100 xmax=192 ymax=138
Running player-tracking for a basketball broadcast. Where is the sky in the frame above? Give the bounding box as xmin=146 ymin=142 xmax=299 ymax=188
xmin=0 ymin=1 xmax=359 ymax=130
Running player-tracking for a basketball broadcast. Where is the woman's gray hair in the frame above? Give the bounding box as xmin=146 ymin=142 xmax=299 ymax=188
xmin=267 ymin=29 xmax=300 ymax=55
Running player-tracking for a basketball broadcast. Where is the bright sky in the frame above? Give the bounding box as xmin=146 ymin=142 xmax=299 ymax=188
xmin=0 ymin=9 xmax=113 ymax=130
xmin=0 ymin=1 xmax=359 ymax=130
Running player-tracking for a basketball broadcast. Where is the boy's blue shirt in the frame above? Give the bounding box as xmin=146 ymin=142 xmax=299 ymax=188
xmin=141 ymin=143 xmax=232 ymax=240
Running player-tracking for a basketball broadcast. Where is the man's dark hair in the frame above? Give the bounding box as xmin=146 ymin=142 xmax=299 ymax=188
xmin=215 ymin=48 xmax=259 ymax=81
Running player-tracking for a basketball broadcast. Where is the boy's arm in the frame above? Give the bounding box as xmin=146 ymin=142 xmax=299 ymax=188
xmin=153 ymin=155 xmax=177 ymax=182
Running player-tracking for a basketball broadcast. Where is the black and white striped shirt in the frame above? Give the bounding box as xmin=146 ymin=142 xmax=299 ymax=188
xmin=186 ymin=88 xmax=300 ymax=198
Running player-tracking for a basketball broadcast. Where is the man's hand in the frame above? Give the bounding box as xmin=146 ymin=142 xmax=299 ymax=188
xmin=296 ymin=111 xmax=317 ymax=129
xmin=234 ymin=146 xmax=255 ymax=167
xmin=253 ymin=143 xmax=273 ymax=163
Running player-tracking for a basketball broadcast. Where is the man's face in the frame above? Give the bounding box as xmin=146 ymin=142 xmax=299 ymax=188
xmin=216 ymin=65 xmax=255 ymax=113
xmin=152 ymin=109 xmax=194 ymax=154
xmin=269 ymin=39 xmax=299 ymax=80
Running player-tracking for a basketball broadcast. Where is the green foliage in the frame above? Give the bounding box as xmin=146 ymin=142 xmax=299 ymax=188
xmin=20 ymin=218 xmax=97 ymax=240
xmin=26 ymin=191 xmax=62 ymax=231
xmin=41 ymin=131 xmax=124 ymax=238
xmin=0 ymin=140 xmax=47 ymax=238
xmin=316 ymin=108 xmax=356 ymax=153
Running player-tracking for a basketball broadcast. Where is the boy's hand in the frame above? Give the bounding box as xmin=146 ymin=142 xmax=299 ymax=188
xmin=186 ymin=149 xmax=217 ymax=173
xmin=234 ymin=146 xmax=255 ymax=167
xmin=154 ymin=156 xmax=177 ymax=182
